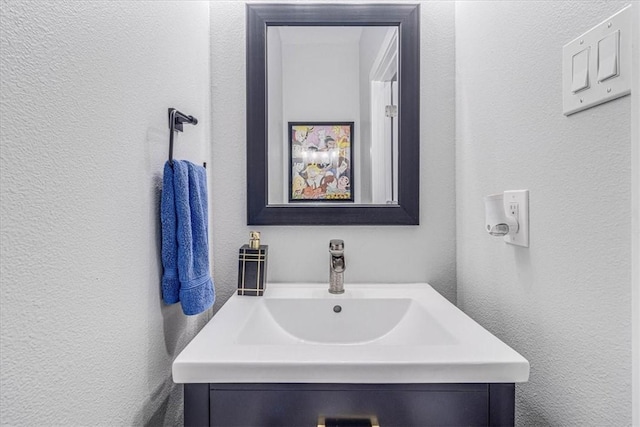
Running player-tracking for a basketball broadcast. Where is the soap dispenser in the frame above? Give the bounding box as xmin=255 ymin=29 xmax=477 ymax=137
xmin=237 ymin=231 xmax=268 ymax=296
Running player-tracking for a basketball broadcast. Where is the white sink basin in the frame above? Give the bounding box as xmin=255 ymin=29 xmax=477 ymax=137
xmin=237 ymin=297 xmax=456 ymax=345
xmin=172 ymin=283 xmax=530 ymax=384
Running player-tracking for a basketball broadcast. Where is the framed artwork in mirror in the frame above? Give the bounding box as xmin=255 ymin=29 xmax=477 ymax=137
xmin=289 ymin=122 xmax=354 ymax=202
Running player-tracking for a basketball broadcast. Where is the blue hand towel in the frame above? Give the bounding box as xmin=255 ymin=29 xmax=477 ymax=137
xmin=161 ymin=160 xmax=215 ymax=315
xmin=161 ymin=162 xmax=180 ymax=304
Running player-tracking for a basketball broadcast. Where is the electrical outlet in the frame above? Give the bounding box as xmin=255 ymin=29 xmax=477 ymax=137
xmin=503 ymin=190 xmax=529 ymax=247
xmin=508 ymin=202 xmax=520 ymax=233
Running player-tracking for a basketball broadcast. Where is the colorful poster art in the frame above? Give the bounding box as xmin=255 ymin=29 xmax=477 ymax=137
xmin=288 ymin=122 xmax=354 ymax=202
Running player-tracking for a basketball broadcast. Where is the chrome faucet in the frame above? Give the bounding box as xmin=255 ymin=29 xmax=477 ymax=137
xmin=329 ymin=239 xmax=345 ymax=294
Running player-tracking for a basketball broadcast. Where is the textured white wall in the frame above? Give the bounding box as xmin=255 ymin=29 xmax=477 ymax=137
xmin=0 ymin=1 xmax=211 ymax=425
xmin=632 ymin=4 xmax=640 ymax=424
xmin=210 ymin=0 xmax=456 ymax=310
xmin=455 ymin=1 xmax=632 ymax=425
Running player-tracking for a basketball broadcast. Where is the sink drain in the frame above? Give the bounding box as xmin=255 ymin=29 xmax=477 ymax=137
xmin=333 ymin=305 xmax=342 ymax=313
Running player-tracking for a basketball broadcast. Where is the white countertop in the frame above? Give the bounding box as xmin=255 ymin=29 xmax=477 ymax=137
xmin=172 ymin=283 xmax=530 ymax=384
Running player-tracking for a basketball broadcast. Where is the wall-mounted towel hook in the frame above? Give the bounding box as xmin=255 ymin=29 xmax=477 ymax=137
xmin=168 ymin=108 xmax=198 ymax=165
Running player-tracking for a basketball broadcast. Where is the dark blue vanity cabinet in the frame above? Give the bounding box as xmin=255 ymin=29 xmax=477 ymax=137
xmin=184 ymin=383 xmax=515 ymax=427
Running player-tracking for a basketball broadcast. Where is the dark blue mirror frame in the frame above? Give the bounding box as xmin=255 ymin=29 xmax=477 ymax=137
xmin=246 ymin=3 xmax=420 ymax=225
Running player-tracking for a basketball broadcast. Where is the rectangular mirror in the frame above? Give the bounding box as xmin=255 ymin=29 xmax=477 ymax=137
xmin=247 ymin=3 xmax=420 ymax=225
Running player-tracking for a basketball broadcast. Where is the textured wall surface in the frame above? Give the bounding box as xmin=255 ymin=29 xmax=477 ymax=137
xmin=633 ymin=3 xmax=640 ymax=423
xmin=0 ymin=1 xmax=211 ymax=425
xmin=209 ymin=0 xmax=457 ymax=311
xmin=455 ymin=1 xmax=632 ymax=425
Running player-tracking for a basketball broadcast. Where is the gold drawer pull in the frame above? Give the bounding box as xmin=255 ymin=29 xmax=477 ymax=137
xmin=317 ymin=415 xmax=380 ymax=427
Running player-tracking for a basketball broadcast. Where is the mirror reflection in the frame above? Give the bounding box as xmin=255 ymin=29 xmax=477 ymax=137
xmin=267 ymin=26 xmax=399 ymax=205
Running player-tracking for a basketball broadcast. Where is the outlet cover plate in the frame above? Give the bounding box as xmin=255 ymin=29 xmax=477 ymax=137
xmin=503 ymin=190 xmax=529 ymax=247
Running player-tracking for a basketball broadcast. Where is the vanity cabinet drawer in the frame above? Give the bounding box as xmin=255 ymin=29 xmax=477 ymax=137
xmin=208 ymin=384 xmax=490 ymax=427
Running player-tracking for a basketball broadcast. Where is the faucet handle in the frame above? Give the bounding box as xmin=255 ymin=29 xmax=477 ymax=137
xmin=329 ymin=239 xmax=344 ymax=253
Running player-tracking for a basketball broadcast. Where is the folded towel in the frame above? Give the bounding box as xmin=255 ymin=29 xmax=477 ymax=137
xmin=161 ymin=160 xmax=215 ymax=315
xmin=161 ymin=162 xmax=180 ymax=304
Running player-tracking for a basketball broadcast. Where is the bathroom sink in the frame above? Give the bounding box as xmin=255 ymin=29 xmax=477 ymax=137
xmin=237 ymin=297 xmax=456 ymax=345
xmin=172 ymin=283 xmax=530 ymax=384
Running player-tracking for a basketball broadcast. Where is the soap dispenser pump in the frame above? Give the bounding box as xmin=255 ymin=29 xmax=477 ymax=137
xmin=237 ymin=231 xmax=268 ymax=296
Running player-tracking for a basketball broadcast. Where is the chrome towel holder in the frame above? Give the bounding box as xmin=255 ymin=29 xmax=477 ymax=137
xmin=168 ymin=108 xmax=199 ymax=166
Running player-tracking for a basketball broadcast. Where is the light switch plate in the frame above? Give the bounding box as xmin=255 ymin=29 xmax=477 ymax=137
xmin=503 ymin=190 xmax=529 ymax=248
xmin=563 ymin=5 xmax=632 ymax=116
